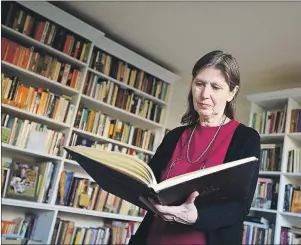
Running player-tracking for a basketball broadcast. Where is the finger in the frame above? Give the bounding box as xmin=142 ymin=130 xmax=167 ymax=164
xmin=160 ymin=214 xmax=174 ymax=222
xmin=161 ymin=214 xmax=188 ymax=224
xmin=155 ymin=204 xmax=175 ymax=214
xmin=185 ymin=191 xmax=199 ymax=204
xmin=145 ymin=198 xmax=172 ymax=215
xmin=148 ymin=198 xmax=166 ymax=213
xmin=139 ymin=196 xmax=159 ymax=214
xmin=148 ymin=199 xmax=181 ymax=215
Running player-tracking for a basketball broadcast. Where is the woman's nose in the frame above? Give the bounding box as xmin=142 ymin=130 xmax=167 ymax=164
xmin=201 ymin=85 xmax=211 ymax=99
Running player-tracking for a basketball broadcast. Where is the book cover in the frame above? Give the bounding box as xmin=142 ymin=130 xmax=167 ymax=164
xmin=1 ymin=127 xmax=11 ymax=143
xmin=6 ymin=160 xmax=39 ymax=201
xmin=65 ymin=146 xmax=258 ymax=211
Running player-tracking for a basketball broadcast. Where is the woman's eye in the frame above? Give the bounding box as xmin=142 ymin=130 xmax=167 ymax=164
xmin=212 ymin=86 xmax=220 ymax=90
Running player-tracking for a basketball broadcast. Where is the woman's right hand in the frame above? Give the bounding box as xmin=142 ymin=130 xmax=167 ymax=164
xmin=139 ymin=191 xmax=199 ymax=225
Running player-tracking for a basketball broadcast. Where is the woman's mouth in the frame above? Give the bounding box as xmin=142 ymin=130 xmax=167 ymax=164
xmin=198 ymin=103 xmax=211 ymax=108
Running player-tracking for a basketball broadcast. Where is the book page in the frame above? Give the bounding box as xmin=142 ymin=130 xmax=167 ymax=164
xmin=68 ymin=146 xmax=157 ymax=186
xmin=153 ymin=156 xmax=257 ymax=192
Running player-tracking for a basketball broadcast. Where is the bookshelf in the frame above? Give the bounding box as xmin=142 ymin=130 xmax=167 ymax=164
xmin=246 ymin=87 xmax=301 ymax=244
xmin=1 ymin=1 xmax=180 ymax=244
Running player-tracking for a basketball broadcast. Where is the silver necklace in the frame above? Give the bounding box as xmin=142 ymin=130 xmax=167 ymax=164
xmin=186 ymin=116 xmax=226 ymax=164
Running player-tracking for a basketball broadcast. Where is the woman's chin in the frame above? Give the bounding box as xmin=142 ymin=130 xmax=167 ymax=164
xmin=197 ymin=110 xmax=213 ymax=118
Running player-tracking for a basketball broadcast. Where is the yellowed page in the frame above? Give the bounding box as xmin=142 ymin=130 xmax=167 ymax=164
xmin=69 ymin=146 xmax=156 ymax=186
xmin=153 ymin=156 xmax=257 ymax=192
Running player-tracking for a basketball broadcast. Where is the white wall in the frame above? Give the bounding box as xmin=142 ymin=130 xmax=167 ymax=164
xmin=165 ymin=81 xmax=190 ymax=129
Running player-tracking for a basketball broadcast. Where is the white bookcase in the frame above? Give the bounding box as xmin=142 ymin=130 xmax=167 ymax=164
xmin=246 ymin=87 xmax=301 ymax=244
xmin=1 ymin=1 xmax=180 ymax=244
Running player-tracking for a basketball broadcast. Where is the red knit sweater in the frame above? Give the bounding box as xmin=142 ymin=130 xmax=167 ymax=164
xmin=147 ymin=119 xmax=240 ymax=245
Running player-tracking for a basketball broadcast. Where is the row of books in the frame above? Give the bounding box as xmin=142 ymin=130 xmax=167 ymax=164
xmin=260 ymin=144 xmax=282 ymax=171
xmin=2 ymin=14 xmax=169 ymax=106
xmin=89 ymin=47 xmax=170 ymax=101
xmin=1 ymin=113 xmax=65 ymax=156
xmin=1 ymin=153 xmax=146 ymax=217
xmin=1 ymin=71 xmax=164 ymax=129
xmin=1 ymin=110 xmax=154 ymax=159
xmin=283 ymin=184 xmax=301 ymax=213
xmin=2 ymin=1 xmax=91 ymax=62
xmin=280 ymin=226 xmax=301 ymax=245
xmin=56 ymin=170 xmax=146 ymax=218
xmin=251 ymin=177 xmax=279 ymax=210
xmin=2 ymin=35 xmax=169 ymax=109
xmin=89 ymin=49 xmax=111 ymax=77
xmin=73 ymin=108 xmax=156 ymax=151
xmin=242 ymin=216 xmax=274 ymax=245
xmin=1 ymin=213 xmax=37 ymax=241
xmin=83 ymin=73 xmax=166 ymax=123
xmin=287 ymin=148 xmax=301 ymax=173
xmin=68 ymin=135 xmax=151 ymax=163
xmin=51 ymin=218 xmax=139 ymax=245
xmin=289 ymin=108 xmax=301 ymax=133
xmin=2 ymin=37 xmax=83 ymax=90
xmin=1 ymin=156 xmax=56 ymax=204
xmin=252 ymin=108 xmax=286 ymax=134
xmin=2 ymin=74 xmax=75 ymax=124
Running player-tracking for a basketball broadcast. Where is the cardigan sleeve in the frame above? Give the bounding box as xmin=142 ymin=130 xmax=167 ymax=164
xmin=192 ymin=131 xmax=261 ymax=232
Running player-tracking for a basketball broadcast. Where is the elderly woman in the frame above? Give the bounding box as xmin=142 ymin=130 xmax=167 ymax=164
xmin=129 ymin=50 xmax=260 ymax=245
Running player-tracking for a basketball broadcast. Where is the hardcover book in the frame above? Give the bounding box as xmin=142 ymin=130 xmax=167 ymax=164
xmin=65 ymin=145 xmax=258 ymax=211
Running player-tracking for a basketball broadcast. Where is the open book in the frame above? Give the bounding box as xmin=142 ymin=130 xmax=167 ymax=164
xmin=65 ymin=146 xmax=258 ymax=211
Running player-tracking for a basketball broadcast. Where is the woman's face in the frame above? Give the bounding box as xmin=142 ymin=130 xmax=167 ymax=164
xmin=191 ymin=67 xmax=236 ymax=120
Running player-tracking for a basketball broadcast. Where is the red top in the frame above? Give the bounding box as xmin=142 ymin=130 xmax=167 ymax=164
xmin=147 ymin=119 xmax=240 ymax=245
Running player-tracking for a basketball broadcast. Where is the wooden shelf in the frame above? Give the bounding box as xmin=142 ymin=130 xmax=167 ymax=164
xmin=64 ymin=159 xmax=79 ymax=166
xmin=2 ymin=198 xmax=56 ymax=211
xmin=2 ymin=143 xmax=63 ymax=161
xmin=72 ymin=128 xmax=155 ymax=155
xmin=2 ymin=103 xmax=70 ymax=130
xmin=287 ymin=132 xmax=301 ymax=141
xmin=259 ymin=133 xmax=285 ymax=140
xmin=2 ymin=61 xmax=80 ymax=96
xmin=280 ymin=211 xmax=301 ymax=218
xmin=259 ymin=171 xmax=281 ymax=176
xmin=80 ymin=94 xmax=163 ymax=130
xmin=57 ymin=205 xmax=144 ymax=222
xmin=250 ymin=207 xmax=278 ymax=214
xmin=2 ymin=198 xmax=144 ymax=222
xmin=283 ymin=172 xmax=301 ymax=177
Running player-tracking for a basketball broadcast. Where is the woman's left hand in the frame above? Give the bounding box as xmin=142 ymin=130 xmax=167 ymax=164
xmin=145 ymin=191 xmax=199 ymax=225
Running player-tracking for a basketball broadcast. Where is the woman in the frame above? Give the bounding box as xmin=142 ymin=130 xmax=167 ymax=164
xmin=129 ymin=50 xmax=260 ymax=245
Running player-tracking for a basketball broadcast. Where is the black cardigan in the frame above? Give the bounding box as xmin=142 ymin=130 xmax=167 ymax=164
xmin=129 ymin=122 xmax=261 ymax=245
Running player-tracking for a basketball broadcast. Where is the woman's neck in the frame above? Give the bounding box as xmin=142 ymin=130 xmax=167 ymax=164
xmin=199 ymin=114 xmax=230 ymax=127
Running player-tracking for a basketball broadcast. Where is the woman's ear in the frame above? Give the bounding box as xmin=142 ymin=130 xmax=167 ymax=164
xmin=227 ymin=85 xmax=239 ymax=102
